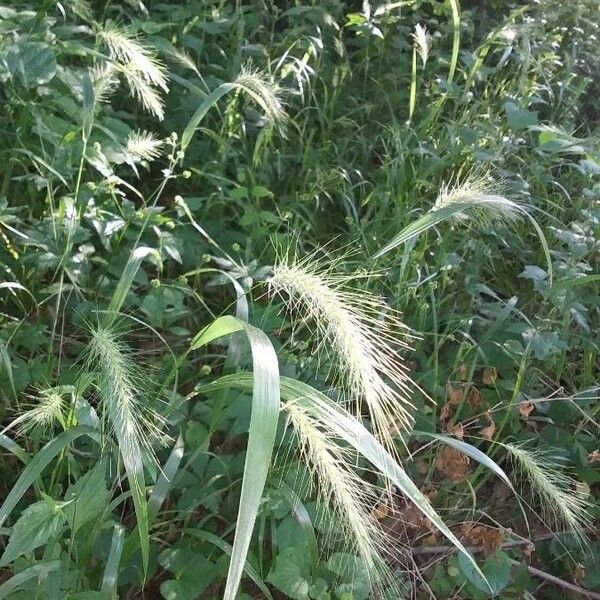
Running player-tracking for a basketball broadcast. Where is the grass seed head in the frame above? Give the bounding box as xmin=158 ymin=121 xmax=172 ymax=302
xmin=433 ymin=174 xmax=522 ymax=225
xmin=504 ymin=441 xmax=591 ymax=541
xmin=269 ymin=251 xmax=415 ymax=454
xmin=283 ymin=398 xmax=401 ymax=594
xmin=126 ymin=130 xmax=163 ymax=161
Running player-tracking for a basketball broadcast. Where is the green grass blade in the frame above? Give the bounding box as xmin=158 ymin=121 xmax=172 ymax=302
xmin=121 ymin=433 xmax=184 ymax=564
xmin=409 ymin=45 xmax=417 ymax=122
xmin=106 ymin=247 xmax=160 ymax=322
xmin=192 ymin=316 xmax=280 ymax=600
xmin=553 ymin=273 xmax=600 ymax=290
xmin=447 ymin=0 xmax=461 ymax=85
xmin=181 ymin=82 xmax=237 ymax=151
xmin=415 ymin=432 xmax=514 ymax=490
xmin=0 ymin=426 xmax=96 ymax=526
xmin=373 ymin=203 xmax=471 ymax=258
xmin=524 ymin=212 xmax=553 ymax=287
xmin=148 ymin=432 xmax=184 ymax=520
xmin=0 ymin=561 xmax=62 ymax=599
xmin=184 ymin=529 xmax=274 ymax=600
xmin=0 ymin=434 xmax=30 ymax=465
xmin=101 ymin=524 xmax=125 ymax=598
xmin=0 ymin=338 xmax=16 ymax=401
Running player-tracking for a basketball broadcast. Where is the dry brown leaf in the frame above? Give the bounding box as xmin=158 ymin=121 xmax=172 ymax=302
xmin=458 ymin=363 xmax=468 ymax=381
xmin=482 ymin=367 xmax=498 ymax=386
xmin=449 ymin=422 xmax=465 ymax=439
xmin=403 ymin=503 xmax=433 ymax=531
xmin=372 ymin=502 xmax=390 ymax=521
xmin=467 ymin=387 xmax=483 ymax=409
xmin=420 ymin=533 xmax=438 ymax=546
xmin=436 ymin=446 xmax=470 ymax=483
xmin=519 ymin=401 xmax=535 ymax=418
xmin=448 ymin=383 xmax=465 ymax=405
xmin=439 ymin=401 xmax=453 ymax=423
xmin=461 ymin=524 xmax=503 ymax=558
xmin=480 ymin=411 xmax=496 ymax=440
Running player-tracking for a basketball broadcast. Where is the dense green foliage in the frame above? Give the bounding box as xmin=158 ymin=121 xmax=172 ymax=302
xmin=0 ymin=1 xmax=598 ymax=598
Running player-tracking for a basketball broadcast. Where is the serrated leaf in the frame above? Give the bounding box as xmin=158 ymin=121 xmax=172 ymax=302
xmin=0 ymin=500 xmax=66 ymax=566
xmin=64 ymin=461 xmax=110 ymax=533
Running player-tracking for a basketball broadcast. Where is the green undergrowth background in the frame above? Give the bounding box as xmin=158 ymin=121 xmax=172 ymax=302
xmin=0 ymin=0 xmax=598 ymax=598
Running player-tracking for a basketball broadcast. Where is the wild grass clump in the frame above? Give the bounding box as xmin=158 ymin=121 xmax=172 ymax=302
xmin=269 ymin=251 xmax=415 ymax=453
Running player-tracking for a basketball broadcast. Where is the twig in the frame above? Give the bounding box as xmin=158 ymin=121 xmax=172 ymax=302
xmin=510 ymin=560 xmax=600 ymax=600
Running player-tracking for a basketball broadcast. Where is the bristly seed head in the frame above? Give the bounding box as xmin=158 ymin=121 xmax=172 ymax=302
xmin=269 ymin=251 xmax=416 ymax=454
xmin=433 ymin=174 xmax=522 ymax=225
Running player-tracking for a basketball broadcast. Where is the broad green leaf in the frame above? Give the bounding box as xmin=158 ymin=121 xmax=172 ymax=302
xmin=327 ymin=553 xmax=370 ymax=600
xmin=64 ymin=460 xmax=110 ymax=533
xmin=0 ymin=561 xmax=62 ymax=599
xmin=0 ymin=426 xmax=97 ymax=527
xmin=267 ymin=546 xmax=310 ymax=600
xmin=192 ymin=316 xmax=280 ymax=600
xmin=458 ymin=549 xmax=511 ymax=596
xmin=0 ymin=500 xmax=66 ymax=566
xmin=0 ymin=42 xmax=57 ymax=88
xmin=504 ymin=101 xmax=538 ymax=130
xmin=278 ymin=484 xmax=319 ymax=570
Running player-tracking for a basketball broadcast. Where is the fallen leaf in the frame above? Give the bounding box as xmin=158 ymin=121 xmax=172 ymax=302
xmin=460 ymin=524 xmax=503 ymax=558
xmin=436 ymin=446 xmax=470 ymax=483
xmin=448 ymin=383 xmax=465 ymax=405
xmin=519 ymin=401 xmax=534 ymax=418
xmin=523 ymin=542 xmax=535 ymax=560
xmin=467 ymin=387 xmax=483 ymax=409
xmin=482 ymin=367 xmax=497 ymax=386
xmin=372 ymin=502 xmax=389 ymax=521
xmin=439 ymin=401 xmax=453 ymax=423
xmin=449 ymin=422 xmax=465 ymax=439
xmin=574 ymin=564 xmax=585 ymax=584
xmin=458 ymin=363 xmax=468 ymax=381
xmin=420 ymin=533 xmax=438 ymax=546
xmin=480 ymin=411 xmax=496 ymax=440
